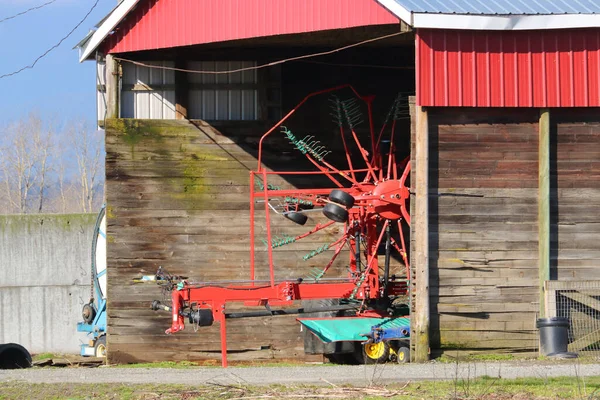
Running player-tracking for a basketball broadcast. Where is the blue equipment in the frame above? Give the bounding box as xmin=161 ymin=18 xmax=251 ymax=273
xmin=77 ymin=204 xmax=107 ymax=357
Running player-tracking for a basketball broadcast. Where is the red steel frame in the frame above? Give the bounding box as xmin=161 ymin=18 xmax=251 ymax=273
xmin=162 ymin=85 xmax=411 ymax=367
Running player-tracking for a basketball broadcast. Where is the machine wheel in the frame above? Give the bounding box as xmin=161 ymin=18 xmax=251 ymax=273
xmin=396 ymin=346 xmax=410 ymax=363
xmin=94 ymin=336 xmax=107 ymax=358
xmin=329 ymin=190 xmax=355 ymax=208
xmin=284 ymin=212 xmax=308 ymax=225
xmin=82 ymin=303 xmax=96 ymax=324
xmin=323 ymin=203 xmax=348 ymax=223
xmin=357 ymin=341 xmax=390 ymax=364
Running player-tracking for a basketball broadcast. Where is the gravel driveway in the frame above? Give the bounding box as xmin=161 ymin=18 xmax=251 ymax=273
xmin=2 ymin=361 xmax=600 ymax=386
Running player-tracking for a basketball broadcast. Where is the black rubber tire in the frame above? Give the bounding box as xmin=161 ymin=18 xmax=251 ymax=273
xmin=355 ymin=341 xmax=391 ymax=364
xmin=0 ymin=343 xmax=32 ymax=369
xmin=396 ymin=346 xmax=410 ymax=363
xmin=284 ymin=212 xmax=308 ymax=225
xmin=94 ymin=336 xmax=107 ymax=358
xmin=328 ymin=190 xmax=355 ymax=208
xmin=322 ymin=203 xmax=348 ymax=223
xmin=82 ymin=303 xmax=96 ymax=324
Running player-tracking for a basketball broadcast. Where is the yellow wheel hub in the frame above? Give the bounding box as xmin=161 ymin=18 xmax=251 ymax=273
xmin=365 ymin=342 xmax=385 ymax=359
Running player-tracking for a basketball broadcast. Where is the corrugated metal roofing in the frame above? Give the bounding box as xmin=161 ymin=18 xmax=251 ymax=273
xmin=390 ymin=0 xmax=600 ymax=15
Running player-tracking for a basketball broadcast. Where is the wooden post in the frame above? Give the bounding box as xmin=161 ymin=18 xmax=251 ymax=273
xmin=539 ymin=109 xmax=551 ymax=318
xmin=175 ymin=60 xmax=188 ymax=119
xmin=105 ymin=54 xmax=119 ymax=119
xmin=414 ymin=105 xmax=430 ymax=362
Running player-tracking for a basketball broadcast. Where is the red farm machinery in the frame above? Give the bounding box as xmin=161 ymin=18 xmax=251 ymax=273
xmin=152 ymin=85 xmax=412 ymax=367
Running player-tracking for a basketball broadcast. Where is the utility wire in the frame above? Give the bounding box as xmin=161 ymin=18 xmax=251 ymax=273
xmin=0 ymin=0 xmax=100 ymax=80
xmin=114 ymin=31 xmax=408 ymax=75
xmin=0 ymin=0 xmax=58 ymax=24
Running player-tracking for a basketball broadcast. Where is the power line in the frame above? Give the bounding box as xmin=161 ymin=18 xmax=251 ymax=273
xmin=0 ymin=0 xmax=101 ymax=80
xmin=0 ymin=0 xmax=58 ymax=24
xmin=114 ymin=31 xmax=408 ymax=75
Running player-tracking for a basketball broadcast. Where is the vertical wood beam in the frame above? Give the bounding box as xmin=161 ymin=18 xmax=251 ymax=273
xmin=175 ymin=60 xmax=188 ymax=119
xmin=105 ymin=54 xmax=119 ymax=119
xmin=414 ymin=105 xmax=430 ymax=362
xmin=539 ymin=108 xmax=551 ymax=317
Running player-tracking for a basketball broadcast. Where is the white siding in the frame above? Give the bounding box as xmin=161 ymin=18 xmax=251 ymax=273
xmin=188 ymin=61 xmax=258 ymax=121
xmin=96 ymin=60 xmax=107 ymax=125
xmin=121 ymin=61 xmax=176 ymax=119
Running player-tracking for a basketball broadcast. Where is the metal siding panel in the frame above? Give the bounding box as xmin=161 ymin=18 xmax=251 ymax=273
xmin=121 ymin=91 xmax=134 ymax=118
xmin=416 ymin=28 xmax=600 ymax=107
xmin=558 ymin=33 xmax=573 ymax=107
xmin=572 ymin=32 xmax=589 ymax=106
xmin=474 ymin=33 xmax=488 ymax=107
xmin=163 ymin=90 xmax=176 ymax=119
xmin=446 ymin=31 xmax=460 ymax=106
xmin=242 ymin=90 xmax=256 ymax=120
xmin=588 ymin=31 xmax=600 ymax=106
xmin=229 ymin=89 xmax=242 ymax=120
xmin=488 ymin=33 xmax=503 ymax=107
xmin=544 ymin=31 xmax=560 ymax=107
xmin=216 ymin=90 xmax=229 ymax=120
xmin=107 ymin=0 xmax=399 ymax=54
xmin=188 ymin=90 xmax=202 ymax=119
xmin=203 ymin=90 xmax=216 ymax=120
xmin=515 ymin=33 xmax=530 ymax=107
xmin=432 ymin=32 xmax=446 ymax=106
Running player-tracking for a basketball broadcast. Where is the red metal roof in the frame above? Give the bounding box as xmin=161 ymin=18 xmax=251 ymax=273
xmin=416 ymin=28 xmax=600 ymax=107
xmin=104 ymin=0 xmax=399 ymax=54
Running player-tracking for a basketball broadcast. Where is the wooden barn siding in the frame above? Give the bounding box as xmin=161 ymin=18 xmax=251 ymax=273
xmin=421 ymin=109 xmax=541 ymax=351
xmin=554 ymin=111 xmax=600 ymax=281
xmin=104 ymin=118 xmax=351 ymax=364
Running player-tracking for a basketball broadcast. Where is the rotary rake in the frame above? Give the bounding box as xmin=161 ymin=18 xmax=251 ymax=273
xmin=152 ymin=85 xmax=411 ymax=367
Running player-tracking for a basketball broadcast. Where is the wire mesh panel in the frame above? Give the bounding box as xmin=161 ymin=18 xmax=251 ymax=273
xmin=545 ymin=280 xmax=600 ymax=354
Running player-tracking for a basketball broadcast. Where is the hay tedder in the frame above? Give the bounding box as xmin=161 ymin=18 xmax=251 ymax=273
xmin=152 ymin=85 xmax=412 ymax=367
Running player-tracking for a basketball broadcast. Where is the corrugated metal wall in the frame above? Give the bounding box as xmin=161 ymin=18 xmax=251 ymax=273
xmin=416 ymin=28 xmax=600 ymax=107
xmin=104 ymin=0 xmax=398 ymax=54
xmin=121 ymin=61 xmax=176 ymax=119
xmin=188 ymin=61 xmax=258 ymax=120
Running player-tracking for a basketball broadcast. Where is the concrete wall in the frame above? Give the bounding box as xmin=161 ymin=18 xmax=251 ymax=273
xmin=0 ymin=214 xmax=96 ymax=354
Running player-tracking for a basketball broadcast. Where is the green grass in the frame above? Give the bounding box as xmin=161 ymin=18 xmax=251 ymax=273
xmin=31 ymin=353 xmax=55 ymax=361
xmin=2 ymin=376 xmax=600 ymax=400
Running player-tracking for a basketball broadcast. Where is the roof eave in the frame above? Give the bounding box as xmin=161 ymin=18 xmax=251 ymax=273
xmin=77 ymin=0 xmax=141 ymax=63
xmin=412 ymin=13 xmax=600 ymax=30
xmin=376 ymin=0 xmax=413 ymax=26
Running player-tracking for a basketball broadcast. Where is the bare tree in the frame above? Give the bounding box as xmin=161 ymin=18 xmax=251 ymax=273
xmin=0 ymin=114 xmax=104 ymax=215
xmin=0 ymin=114 xmax=44 ymax=213
xmin=66 ymin=120 xmax=104 ymax=213
xmin=35 ymin=122 xmax=55 ymax=213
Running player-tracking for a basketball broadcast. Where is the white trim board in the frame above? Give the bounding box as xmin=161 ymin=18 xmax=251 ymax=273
xmin=78 ymin=0 xmax=141 ymax=63
xmin=376 ymin=0 xmax=600 ymax=30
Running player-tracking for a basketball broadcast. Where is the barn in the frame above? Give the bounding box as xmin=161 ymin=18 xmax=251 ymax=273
xmin=78 ymin=0 xmax=600 ymax=364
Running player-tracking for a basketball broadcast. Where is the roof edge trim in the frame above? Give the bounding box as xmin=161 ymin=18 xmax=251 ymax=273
xmin=413 ymin=13 xmax=600 ymax=30
xmin=78 ymin=0 xmax=141 ymax=62
xmin=376 ymin=0 xmax=413 ymax=26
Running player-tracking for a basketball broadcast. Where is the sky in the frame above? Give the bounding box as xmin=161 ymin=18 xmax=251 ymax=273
xmin=0 ymin=0 xmax=115 ymax=125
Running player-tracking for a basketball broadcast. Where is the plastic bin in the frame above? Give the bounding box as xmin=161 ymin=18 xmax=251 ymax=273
xmin=536 ymin=317 xmax=570 ymax=356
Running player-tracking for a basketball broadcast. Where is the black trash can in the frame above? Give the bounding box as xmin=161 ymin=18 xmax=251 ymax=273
xmin=536 ymin=317 xmax=571 ymax=356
